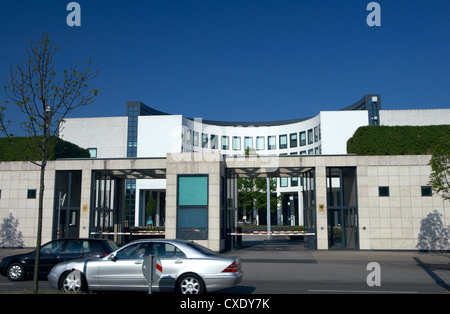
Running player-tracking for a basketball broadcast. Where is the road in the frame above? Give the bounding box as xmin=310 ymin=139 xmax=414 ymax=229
xmin=1 ymin=237 xmax=449 ymax=294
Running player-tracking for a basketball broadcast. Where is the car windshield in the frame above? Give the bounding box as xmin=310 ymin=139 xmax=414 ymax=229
xmin=184 ymin=242 xmax=217 ymax=256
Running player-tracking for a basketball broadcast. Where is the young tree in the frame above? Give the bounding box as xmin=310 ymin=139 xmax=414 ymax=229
xmin=0 ymin=33 xmax=99 ymax=293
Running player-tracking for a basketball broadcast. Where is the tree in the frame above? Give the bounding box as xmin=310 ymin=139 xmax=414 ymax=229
xmin=237 ymin=148 xmax=280 ymax=225
xmin=428 ymin=137 xmax=450 ymax=201
xmin=0 ymin=33 xmax=99 ymax=293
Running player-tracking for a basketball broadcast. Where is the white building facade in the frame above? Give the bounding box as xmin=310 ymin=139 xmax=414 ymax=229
xmin=59 ymin=95 xmax=450 ymax=229
xmin=0 ymin=94 xmax=449 ymax=251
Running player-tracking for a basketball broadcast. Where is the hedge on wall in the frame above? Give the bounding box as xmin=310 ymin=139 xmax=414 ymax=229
xmin=347 ymin=125 xmax=450 ymax=155
xmin=0 ymin=136 xmax=90 ymax=161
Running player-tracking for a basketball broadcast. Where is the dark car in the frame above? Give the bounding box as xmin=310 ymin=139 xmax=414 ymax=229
xmin=0 ymin=238 xmax=118 ymax=281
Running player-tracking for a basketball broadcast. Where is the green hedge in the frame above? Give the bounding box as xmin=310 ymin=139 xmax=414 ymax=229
xmin=0 ymin=136 xmax=90 ymax=161
xmin=347 ymin=125 xmax=450 ymax=155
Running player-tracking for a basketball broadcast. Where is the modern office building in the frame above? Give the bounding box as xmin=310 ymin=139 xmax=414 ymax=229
xmin=59 ymin=95 xmax=450 ymax=228
xmin=0 ymin=95 xmax=449 ymax=251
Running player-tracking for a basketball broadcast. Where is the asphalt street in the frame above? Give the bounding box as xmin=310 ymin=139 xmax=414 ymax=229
xmin=0 ymin=236 xmax=449 ymax=294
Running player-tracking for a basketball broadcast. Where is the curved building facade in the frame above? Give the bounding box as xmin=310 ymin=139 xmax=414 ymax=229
xmin=59 ymin=94 xmax=450 ymax=228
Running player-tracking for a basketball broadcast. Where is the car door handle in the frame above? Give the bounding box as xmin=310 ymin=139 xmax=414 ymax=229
xmin=135 ymin=261 xmax=143 ymax=265
xmin=175 ymin=260 xmax=183 ymax=264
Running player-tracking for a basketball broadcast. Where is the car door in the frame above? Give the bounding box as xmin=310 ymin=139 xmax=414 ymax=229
xmin=60 ymin=239 xmax=91 ymax=261
xmin=97 ymin=242 xmax=152 ymax=290
xmin=152 ymin=242 xmax=188 ymax=278
xmin=39 ymin=240 xmax=66 ymax=274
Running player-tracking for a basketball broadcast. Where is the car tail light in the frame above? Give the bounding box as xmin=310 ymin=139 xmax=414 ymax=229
xmin=222 ymin=261 xmax=239 ymax=273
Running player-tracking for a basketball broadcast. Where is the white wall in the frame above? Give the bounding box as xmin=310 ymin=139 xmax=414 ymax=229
xmin=380 ymin=109 xmax=450 ymax=126
xmin=319 ymin=111 xmax=368 ymax=155
xmin=60 ymin=117 xmax=128 ymax=158
xmin=137 ymin=115 xmax=183 ymax=157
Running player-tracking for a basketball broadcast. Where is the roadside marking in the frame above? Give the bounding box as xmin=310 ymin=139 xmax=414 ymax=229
xmin=308 ymin=289 xmax=418 ymax=294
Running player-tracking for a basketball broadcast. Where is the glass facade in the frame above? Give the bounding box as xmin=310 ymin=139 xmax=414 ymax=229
xmin=177 ymin=175 xmax=208 ymax=240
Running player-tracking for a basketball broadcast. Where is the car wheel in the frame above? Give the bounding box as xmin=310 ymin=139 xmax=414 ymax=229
xmin=177 ymin=273 xmax=205 ymax=294
xmin=60 ymin=270 xmax=86 ymax=293
xmin=7 ymin=262 xmax=25 ymax=281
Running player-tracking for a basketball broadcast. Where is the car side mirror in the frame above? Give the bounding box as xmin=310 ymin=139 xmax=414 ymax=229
xmin=108 ymin=254 xmax=117 ymax=262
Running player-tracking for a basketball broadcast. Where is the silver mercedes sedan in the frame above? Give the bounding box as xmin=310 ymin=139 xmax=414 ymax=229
xmin=48 ymin=239 xmax=243 ymax=294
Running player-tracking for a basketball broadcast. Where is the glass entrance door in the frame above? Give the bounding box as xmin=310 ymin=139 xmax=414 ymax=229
xmin=57 ymin=209 xmax=80 ymax=238
xmin=326 ymin=168 xmax=359 ymax=249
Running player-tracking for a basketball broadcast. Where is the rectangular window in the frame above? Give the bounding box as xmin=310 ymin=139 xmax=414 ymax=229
xmin=379 ymin=186 xmax=390 ymax=197
xmin=177 ymin=175 xmax=208 ymax=240
xmin=279 ymin=134 xmax=287 ymax=149
xmin=210 ymin=134 xmax=218 ymax=150
xmin=27 ymin=189 xmax=36 ymax=199
xmin=421 ymin=186 xmax=433 ymax=197
xmin=314 ymin=126 xmax=319 ymax=142
xmin=280 ymin=177 xmax=288 ymax=187
xmin=256 ymin=136 xmax=265 ymax=150
xmin=300 ymin=131 xmax=306 ymax=146
xmin=88 ymin=148 xmax=97 ymax=158
xmin=178 ymin=176 xmax=208 ymax=206
xmin=244 ymin=137 xmax=253 ymax=150
xmin=202 ymin=133 xmax=208 ymax=148
xmin=268 ymin=136 xmax=276 ymax=150
xmin=291 ymin=177 xmax=299 ymax=187
xmin=308 ymin=129 xmax=313 ymax=144
xmin=193 ymin=131 xmax=199 ymax=147
xmin=233 ymin=136 xmax=241 ymax=151
xmin=222 ymin=136 xmax=229 ymax=150
xmin=290 ymin=133 xmax=297 ymax=148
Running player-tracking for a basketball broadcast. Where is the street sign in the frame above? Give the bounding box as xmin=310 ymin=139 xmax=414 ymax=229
xmin=142 ymin=254 xmax=162 ymax=294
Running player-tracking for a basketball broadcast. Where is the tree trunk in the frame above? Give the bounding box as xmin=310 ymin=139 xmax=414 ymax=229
xmin=33 ymin=163 xmax=45 ymax=293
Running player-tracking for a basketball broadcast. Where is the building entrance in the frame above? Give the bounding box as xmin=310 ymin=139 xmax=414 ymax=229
xmin=53 ymin=171 xmax=82 ymax=239
xmin=326 ymin=167 xmax=358 ymax=249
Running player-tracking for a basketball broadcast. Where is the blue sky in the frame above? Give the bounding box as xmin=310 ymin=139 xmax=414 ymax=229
xmin=0 ymin=0 xmax=449 ymax=135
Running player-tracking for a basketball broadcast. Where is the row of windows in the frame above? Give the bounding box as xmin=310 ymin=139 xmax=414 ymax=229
xmin=379 ymin=186 xmax=434 ymax=197
xmin=183 ymin=126 xmax=321 ymax=151
xmin=0 ymin=189 xmax=37 ymax=199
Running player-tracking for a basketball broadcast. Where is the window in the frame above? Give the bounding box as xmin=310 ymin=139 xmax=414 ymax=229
xmin=290 ymin=133 xmax=297 ymax=148
xmin=300 ymin=131 xmax=306 ymax=146
xmin=379 ymin=186 xmax=390 ymax=197
xmin=193 ymin=131 xmax=199 ymax=147
xmin=244 ymin=137 xmax=253 ymax=150
xmin=291 ymin=177 xmax=299 ymax=187
xmin=421 ymin=186 xmax=432 ymax=197
xmin=202 ymin=133 xmax=208 ymax=148
xmin=88 ymin=148 xmax=97 ymax=158
xmin=308 ymin=129 xmax=313 ymax=144
xmin=177 ymin=175 xmax=208 ymax=240
xmin=27 ymin=189 xmax=36 ymax=199
xmin=314 ymin=126 xmax=319 ymax=142
xmin=279 ymin=134 xmax=287 ymax=149
xmin=280 ymin=177 xmax=288 ymax=187
xmin=116 ymin=242 xmax=151 ymax=260
xmin=256 ymin=136 xmax=265 ymax=150
xmin=233 ymin=136 xmax=241 ymax=151
xmin=41 ymin=240 xmax=65 ymax=255
xmin=222 ymin=136 xmax=229 ymax=150
xmin=268 ymin=136 xmax=276 ymax=150
xmin=210 ymin=134 xmax=218 ymax=149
